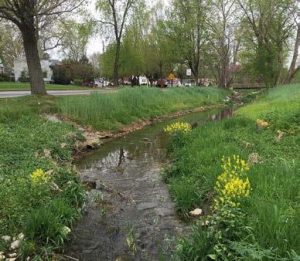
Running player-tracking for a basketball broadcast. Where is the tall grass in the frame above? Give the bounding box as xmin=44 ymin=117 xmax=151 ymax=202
xmin=165 ymin=85 xmax=300 ymax=259
xmin=57 ymin=87 xmax=227 ymax=130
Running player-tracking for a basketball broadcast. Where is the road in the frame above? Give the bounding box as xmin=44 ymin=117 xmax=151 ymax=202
xmin=0 ymin=89 xmax=116 ymax=98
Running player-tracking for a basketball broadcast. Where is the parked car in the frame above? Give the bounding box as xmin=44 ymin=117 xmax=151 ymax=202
xmin=167 ymin=78 xmax=182 ymax=87
xmin=182 ymin=79 xmax=196 ymax=87
xmin=156 ymin=79 xmax=168 ymax=88
xmin=139 ymin=76 xmax=149 ymax=86
xmin=94 ymin=78 xmax=112 ymax=88
xmin=122 ymin=77 xmax=131 ymax=85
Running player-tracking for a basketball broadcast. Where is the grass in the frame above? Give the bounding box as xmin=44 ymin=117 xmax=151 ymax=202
xmin=0 ymin=96 xmax=85 ymax=259
xmin=164 ymin=85 xmax=300 ymax=260
xmin=57 ymin=87 xmax=228 ymax=130
xmin=0 ymin=82 xmax=88 ymax=91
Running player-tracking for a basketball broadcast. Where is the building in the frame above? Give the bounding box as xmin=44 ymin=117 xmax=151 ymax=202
xmin=14 ymin=57 xmax=53 ymax=82
xmin=0 ymin=59 xmax=4 ymax=74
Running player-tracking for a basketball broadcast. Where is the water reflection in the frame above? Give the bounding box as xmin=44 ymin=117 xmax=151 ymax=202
xmin=211 ymin=107 xmax=233 ymax=121
xmin=77 ymin=108 xmax=233 ymax=179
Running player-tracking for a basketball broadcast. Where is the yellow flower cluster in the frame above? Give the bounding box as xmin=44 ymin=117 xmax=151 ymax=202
xmin=164 ymin=122 xmax=192 ymax=134
xmin=256 ymin=119 xmax=270 ymax=128
xmin=224 ymin=178 xmax=250 ymax=198
xmin=215 ymin=155 xmax=251 ymax=208
xmin=30 ymin=169 xmax=50 ymax=184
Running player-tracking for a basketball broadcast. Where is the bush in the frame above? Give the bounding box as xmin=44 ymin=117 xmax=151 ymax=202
xmin=52 ymin=61 xmax=95 ymax=85
xmin=73 ymin=79 xmax=83 ymax=86
xmin=0 ymin=73 xmax=12 ymax=82
xmin=52 ymin=64 xmax=72 ymax=85
xmin=18 ymin=70 xmax=30 ymax=82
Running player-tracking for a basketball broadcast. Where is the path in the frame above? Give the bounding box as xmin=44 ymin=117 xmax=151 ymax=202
xmin=0 ymin=89 xmax=116 ymax=98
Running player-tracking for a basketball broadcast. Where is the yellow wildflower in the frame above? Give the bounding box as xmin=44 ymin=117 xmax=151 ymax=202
xmin=214 ymin=156 xmax=251 ymax=209
xmin=31 ymin=169 xmax=50 ymax=184
xmin=164 ymin=122 xmax=192 ymax=134
xmin=256 ymin=119 xmax=270 ymax=128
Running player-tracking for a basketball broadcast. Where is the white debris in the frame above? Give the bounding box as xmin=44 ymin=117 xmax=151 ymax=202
xmin=189 ymin=208 xmax=203 ymax=217
xmin=1 ymin=235 xmax=11 ymax=242
xmin=10 ymin=239 xmax=21 ymax=250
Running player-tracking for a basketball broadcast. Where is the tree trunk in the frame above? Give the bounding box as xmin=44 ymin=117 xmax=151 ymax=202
xmin=113 ymin=41 xmax=121 ymax=86
xmin=286 ymin=24 xmax=300 ymax=84
xmin=159 ymin=61 xmax=163 ymax=88
xmin=21 ymin=27 xmax=46 ymax=95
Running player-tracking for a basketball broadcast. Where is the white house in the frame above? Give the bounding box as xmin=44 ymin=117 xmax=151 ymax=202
xmin=0 ymin=59 xmax=4 ymax=74
xmin=14 ymin=57 xmax=53 ymax=82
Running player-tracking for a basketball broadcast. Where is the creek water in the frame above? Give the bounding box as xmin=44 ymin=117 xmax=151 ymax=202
xmin=64 ymin=108 xmax=232 ymax=261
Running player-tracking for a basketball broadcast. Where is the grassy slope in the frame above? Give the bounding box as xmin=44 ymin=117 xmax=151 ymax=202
xmin=57 ymin=87 xmax=228 ymax=130
xmin=0 ymin=82 xmax=87 ymax=91
xmin=165 ymin=85 xmax=300 ymax=259
xmin=0 ymin=97 xmax=85 ymax=259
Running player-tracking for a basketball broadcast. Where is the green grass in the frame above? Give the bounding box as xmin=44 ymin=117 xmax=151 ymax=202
xmin=238 ymin=84 xmax=300 ymax=119
xmin=0 ymin=82 xmax=88 ymax=91
xmin=0 ymin=96 xmax=85 ymax=259
xmin=164 ymin=85 xmax=300 ymax=260
xmin=57 ymin=87 xmax=228 ymax=130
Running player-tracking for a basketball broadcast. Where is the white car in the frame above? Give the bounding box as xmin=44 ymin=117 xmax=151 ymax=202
xmin=139 ymin=76 xmax=149 ymax=86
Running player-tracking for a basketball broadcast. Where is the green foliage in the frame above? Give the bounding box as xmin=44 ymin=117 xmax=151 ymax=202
xmin=166 ymin=85 xmax=300 ymax=259
xmin=18 ymin=70 xmax=30 ymax=82
xmin=57 ymin=87 xmax=227 ymax=130
xmin=52 ymin=60 xmax=95 ymax=85
xmin=238 ymin=0 xmax=294 ymax=87
xmin=0 ymin=96 xmax=84 ymax=258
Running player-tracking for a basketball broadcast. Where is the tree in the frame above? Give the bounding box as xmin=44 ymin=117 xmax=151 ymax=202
xmin=0 ymin=21 xmax=22 ymax=72
xmin=207 ymin=0 xmax=241 ymax=88
xmin=58 ymin=19 xmax=94 ymax=62
xmin=96 ymin=0 xmax=137 ymax=85
xmin=168 ymin=0 xmax=210 ymax=81
xmin=237 ymin=0 xmax=294 ymax=87
xmin=0 ymin=0 xmax=83 ymax=94
xmin=286 ymin=0 xmax=300 ymax=83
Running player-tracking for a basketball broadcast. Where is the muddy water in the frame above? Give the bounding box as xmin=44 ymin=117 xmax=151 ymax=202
xmin=64 ymin=108 xmax=232 ymax=261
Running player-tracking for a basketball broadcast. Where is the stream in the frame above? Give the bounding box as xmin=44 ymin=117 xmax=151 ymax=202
xmin=64 ymin=108 xmax=233 ymax=261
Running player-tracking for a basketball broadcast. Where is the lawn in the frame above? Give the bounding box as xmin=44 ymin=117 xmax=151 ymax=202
xmin=57 ymin=87 xmax=228 ymax=130
xmin=164 ymin=85 xmax=300 ymax=260
xmin=0 ymin=82 xmax=89 ymax=91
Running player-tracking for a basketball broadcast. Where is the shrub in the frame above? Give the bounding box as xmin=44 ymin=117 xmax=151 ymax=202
xmin=0 ymin=73 xmax=12 ymax=82
xmin=73 ymin=78 xmax=83 ymax=86
xmin=52 ymin=64 xmax=72 ymax=85
xmin=18 ymin=70 xmax=30 ymax=82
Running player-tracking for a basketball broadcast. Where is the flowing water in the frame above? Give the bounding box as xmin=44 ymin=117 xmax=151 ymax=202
xmin=64 ymin=108 xmax=233 ymax=261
